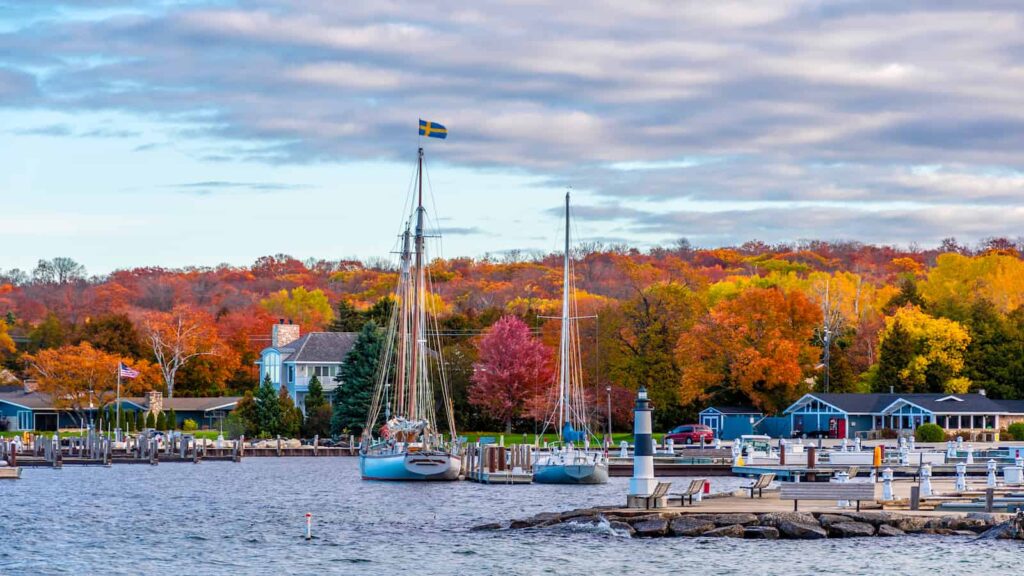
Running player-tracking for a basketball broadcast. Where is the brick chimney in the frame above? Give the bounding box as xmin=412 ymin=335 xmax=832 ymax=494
xmin=146 ymin=390 xmax=164 ymax=415
xmin=272 ymin=319 xmax=300 ymax=347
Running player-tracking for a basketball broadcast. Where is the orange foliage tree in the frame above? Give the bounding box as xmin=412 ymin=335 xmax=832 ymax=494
xmin=140 ymin=306 xmax=225 ymax=398
xmin=677 ymin=287 xmax=819 ymax=414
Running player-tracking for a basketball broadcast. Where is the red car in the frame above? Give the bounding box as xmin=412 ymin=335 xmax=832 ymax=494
xmin=666 ymin=424 xmax=715 ymax=445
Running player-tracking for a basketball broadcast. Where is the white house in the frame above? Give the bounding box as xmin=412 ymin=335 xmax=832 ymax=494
xmin=255 ymin=321 xmax=358 ymax=411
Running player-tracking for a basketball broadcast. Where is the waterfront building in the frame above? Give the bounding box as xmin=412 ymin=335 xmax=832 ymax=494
xmin=254 ymin=321 xmax=358 ymax=410
xmin=697 ymin=406 xmax=763 ymax=440
xmin=781 ymin=392 xmax=1024 ymax=439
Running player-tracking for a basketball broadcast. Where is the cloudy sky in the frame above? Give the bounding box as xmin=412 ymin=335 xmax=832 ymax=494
xmin=3 ymin=1 xmax=1024 ymax=273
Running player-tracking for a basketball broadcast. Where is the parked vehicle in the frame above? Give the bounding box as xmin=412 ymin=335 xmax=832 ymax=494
xmin=666 ymin=424 xmax=714 ymax=444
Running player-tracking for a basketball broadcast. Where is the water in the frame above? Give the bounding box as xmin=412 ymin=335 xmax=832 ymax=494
xmin=1 ymin=458 xmax=1019 ymax=575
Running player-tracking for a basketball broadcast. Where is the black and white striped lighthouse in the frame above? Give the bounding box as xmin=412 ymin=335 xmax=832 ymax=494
xmin=628 ymin=386 xmax=657 ymax=501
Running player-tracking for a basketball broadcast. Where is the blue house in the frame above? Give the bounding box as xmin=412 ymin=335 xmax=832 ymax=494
xmin=255 ymin=321 xmax=358 ymax=411
xmin=783 ymin=392 xmax=1024 ymax=439
xmin=119 ymin=391 xmax=240 ymax=430
xmin=698 ymin=406 xmax=763 ymax=440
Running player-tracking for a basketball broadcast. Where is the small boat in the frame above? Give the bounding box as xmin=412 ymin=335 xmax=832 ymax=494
xmin=532 ymin=192 xmax=608 ymax=485
xmin=0 ymin=465 xmax=21 ymax=479
xmin=359 ymin=147 xmax=461 ymax=481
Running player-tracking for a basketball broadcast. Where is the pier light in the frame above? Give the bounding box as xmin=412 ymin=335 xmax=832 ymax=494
xmin=637 ymin=387 xmax=648 ymax=401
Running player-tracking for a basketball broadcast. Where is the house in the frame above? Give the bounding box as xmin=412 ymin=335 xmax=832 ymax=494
xmin=0 ymin=388 xmax=239 ymax=432
xmin=782 ymin=392 xmax=1024 ymax=439
xmin=698 ymin=406 xmax=763 ymax=440
xmin=254 ymin=320 xmax=358 ymax=410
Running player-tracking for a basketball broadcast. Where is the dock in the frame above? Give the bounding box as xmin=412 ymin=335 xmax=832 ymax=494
xmin=463 ymin=443 xmax=533 ymax=484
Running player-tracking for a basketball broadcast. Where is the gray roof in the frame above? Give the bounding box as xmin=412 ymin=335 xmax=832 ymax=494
xmin=702 ymin=405 xmax=762 ymax=415
xmin=995 ymin=399 xmax=1024 ymax=413
xmin=795 ymin=393 xmax=1015 ymax=414
xmin=280 ymin=332 xmax=358 ymax=363
xmin=122 ymin=397 xmax=241 ymax=412
xmin=0 ymin=391 xmax=56 ymax=410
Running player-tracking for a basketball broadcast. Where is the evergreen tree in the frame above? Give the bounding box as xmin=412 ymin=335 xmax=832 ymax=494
xmin=156 ymin=411 xmax=167 ymax=430
xmin=366 ymin=297 xmax=395 ymax=327
xmin=135 ymin=409 xmax=144 ymax=430
xmin=146 ymin=411 xmax=156 ymax=429
xmin=332 ymin=321 xmax=383 ymax=437
xmin=255 ymin=373 xmax=282 ymax=438
xmin=277 ymin=384 xmax=303 ymax=438
xmin=874 ymin=319 xmax=915 ymax=392
xmin=884 ymin=277 xmax=926 ymax=315
xmin=328 ymin=299 xmax=365 ymax=332
xmin=234 ymin=390 xmax=259 ymax=437
xmin=168 ymin=408 xmax=177 ymax=430
xmin=302 ymin=375 xmax=332 ymax=437
xmin=305 ymin=376 xmax=325 ymax=412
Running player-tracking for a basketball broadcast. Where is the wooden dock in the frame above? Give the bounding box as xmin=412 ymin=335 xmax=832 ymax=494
xmin=464 ymin=443 xmax=533 ymax=484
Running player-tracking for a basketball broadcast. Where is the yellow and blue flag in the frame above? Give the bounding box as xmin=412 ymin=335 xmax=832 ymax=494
xmin=419 ymin=119 xmax=447 ymax=139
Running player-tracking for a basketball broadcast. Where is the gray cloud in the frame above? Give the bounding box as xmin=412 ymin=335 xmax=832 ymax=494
xmin=2 ymin=1 xmax=1024 ymax=245
xmin=167 ymin=181 xmax=311 ymax=195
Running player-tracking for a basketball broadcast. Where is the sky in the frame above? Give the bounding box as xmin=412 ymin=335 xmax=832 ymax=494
xmin=2 ymin=1 xmax=1024 ymax=274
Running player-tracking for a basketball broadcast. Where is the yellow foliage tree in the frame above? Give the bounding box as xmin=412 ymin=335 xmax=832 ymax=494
xmin=260 ymin=286 xmax=335 ymax=328
xmin=879 ymin=306 xmax=971 ymax=393
xmin=920 ymin=253 xmax=1024 ymax=313
xmin=0 ymin=320 xmax=13 ymax=354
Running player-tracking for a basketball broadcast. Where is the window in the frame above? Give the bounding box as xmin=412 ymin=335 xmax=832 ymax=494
xmin=288 ymin=365 xmax=295 ymax=384
xmin=263 ymin=351 xmax=280 ymax=385
xmin=313 ymin=365 xmax=334 ymax=378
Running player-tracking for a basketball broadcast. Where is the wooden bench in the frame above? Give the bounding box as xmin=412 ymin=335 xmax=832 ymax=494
xmin=780 ymin=482 xmax=876 ymax=511
xmin=670 ymin=479 xmax=706 ymax=506
xmin=645 ymin=481 xmax=672 ymax=509
xmin=745 ymin=473 xmax=775 ymax=498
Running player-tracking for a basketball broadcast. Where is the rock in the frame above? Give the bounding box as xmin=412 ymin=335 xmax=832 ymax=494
xmin=758 ymin=512 xmax=817 ymax=528
xmin=876 ymin=525 xmax=905 ymax=537
xmin=560 ymin=508 xmax=601 ymax=521
xmin=835 ymin=511 xmax=897 ymax=527
xmin=608 ymin=521 xmax=636 ymax=536
xmin=510 ymin=512 xmax=562 ymax=529
xmin=702 ymin=524 xmax=746 ymax=538
xmin=952 ymin=530 xmax=978 ymax=537
xmin=828 ymin=521 xmax=875 ymax=538
xmin=920 ymin=528 xmax=955 ymax=535
xmin=778 ymin=519 xmax=828 ymax=540
xmin=632 ymin=517 xmax=670 ymax=537
xmin=975 ymin=521 xmax=1018 ymax=540
xmin=743 ymin=526 xmax=780 ymax=539
xmin=470 ymin=522 xmax=503 ymax=531
xmin=669 ymin=517 xmax=716 ymax=537
xmin=966 ymin=512 xmax=1009 ymax=524
xmin=817 ymin=514 xmax=854 ymax=529
xmin=710 ymin=513 xmax=759 ymax=527
xmin=893 ymin=516 xmax=928 ymax=533
xmin=942 ymin=517 xmax=990 ymax=533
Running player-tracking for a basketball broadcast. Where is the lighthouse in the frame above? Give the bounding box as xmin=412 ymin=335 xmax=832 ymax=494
xmin=627 ymin=387 xmax=658 ymax=507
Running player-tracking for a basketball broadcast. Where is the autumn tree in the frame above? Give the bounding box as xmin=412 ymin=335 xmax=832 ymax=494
xmin=677 ymin=287 xmax=819 ymax=415
xmin=872 ymin=305 xmax=971 ymax=394
xmin=76 ymin=313 xmax=146 ymax=358
xmin=332 ymin=322 xmax=382 ymax=437
xmin=141 ymin=306 xmax=223 ymax=398
xmin=0 ymin=319 xmax=13 ymax=354
xmin=28 ymin=343 xmax=157 ymax=425
xmin=469 ymin=315 xmax=553 ymax=433
xmin=260 ymin=286 xmax=334 ymax=329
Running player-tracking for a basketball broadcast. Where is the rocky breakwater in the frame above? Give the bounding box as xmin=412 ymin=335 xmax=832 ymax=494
xmin=475 ymin=508 xmax=1024 ymax=540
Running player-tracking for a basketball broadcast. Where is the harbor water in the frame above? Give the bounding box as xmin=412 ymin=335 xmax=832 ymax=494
xmin=1 ymin=458 xmax=1019 ymax=575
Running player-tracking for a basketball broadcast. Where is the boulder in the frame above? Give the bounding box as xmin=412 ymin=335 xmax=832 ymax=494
xmin=470 ymin=522 xmax=503 ymax=531
xmin=777 ymin=519 xmax=828 ymax=540
xmin=710 ymin=513 xmax=759 ymax=527
xmin=560 ymin=508 xmax=602 ymax=521
xmin=817 ymin=514 xmax=854 ymax=529
xmin=975 ymin=521 xmax=1018 ymax=540
xmin=669 ymin=517 xmax=716 ymax=537
xmin=632 ymin=517 xmax=670 ymax=537
xmin=942 ymin=517 xmax=990 ymax=533
xmin=702 ymin=524 xmax=746 ymax=538
xmin=743 ymin=526 xmax=780 ymax=539
xmin=510 ymin=512 xmax=562 ymax=529
xmin=875 ymin=524 xmax=905 ymax=537
xmin=835 ymin=511 xmax=897 ymax=527
xmin=608 ymin=521 xmax=636 ymax=536
xmin=828 ymin=522 xmax=875 ymax=538
xmin=758 ymin=512 xmax=817 ymax=528
xmin=893 ymin=516 xmax=928 ymax=533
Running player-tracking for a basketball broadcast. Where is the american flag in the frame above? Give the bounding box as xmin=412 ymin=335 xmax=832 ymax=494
xmin=119 ymin=362 xmax=140 ymax=379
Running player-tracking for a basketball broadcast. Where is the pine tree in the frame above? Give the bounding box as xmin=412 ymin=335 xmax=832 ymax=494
xmin=328 ymin=299 xmax=365 ymax=332
xmin=146 ymin=411 xmax=156 ymax=429
xmin=277 ymin=383 xmax=303 ymax=438
xmin=874 ymin=319 xmax=915 ymax=393
xmin=302 ymin=375 xmax=332 ymax=437
xmin=305 ymin=376 xmax=325 ymax=412
xmin=234 ymin=390 xmax=259 ymax=437
xmin=168 ymin=408 xmax=177 ymax=430
xmin=332 ymin=321 xmax=383 ymax=437
xmin=156 ymin=411 xmax=167 ymax=431
xmin=135 ymin=410 xmax=144 ymax=430
xmin=255 ymin=373 xmax=282 ymax=438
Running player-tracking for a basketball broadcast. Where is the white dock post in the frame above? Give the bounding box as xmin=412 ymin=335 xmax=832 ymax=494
xmin=619 ymin=440 xmax=628 ymax=458
xmin=854 ymin=437 xmax=862 ymax=452
xmin=955 ymin=462 xmax=967 ymax=492
xmin=955 ymin=435 xmax=963 ymax=452
xmin=835 ymin=470 xmax=850 ymax=507
xmin=946 ymin=440 xmax=955 ymax=460
xmin=987 ymin=459 xmax=998 ymax=488
xmin=908 ymin=435 xmax=915 ymax=452
xmin=881 ymin=468 xmax=894 ymax=501
xmin=919 ymin=463 xmax=932 ymax=497
xmin=627 ymin=387 xmax=657 ymax=506
xmin=665 ymin=437 xmax=674 ymax=456
xmin=966 ymin=444 xmax=974 ymax=464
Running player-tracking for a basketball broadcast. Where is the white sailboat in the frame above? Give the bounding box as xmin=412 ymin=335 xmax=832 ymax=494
xmin=359 ymin=147 xmax=461 ymax=481
xmin=532 ymin=191 xmax=609 ymax=485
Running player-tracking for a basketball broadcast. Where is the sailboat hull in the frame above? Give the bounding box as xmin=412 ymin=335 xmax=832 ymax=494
xmin=533 ymin=461 xmax=609 ymax=484
xmin=360 ymin=452 xmax=462 ymax=481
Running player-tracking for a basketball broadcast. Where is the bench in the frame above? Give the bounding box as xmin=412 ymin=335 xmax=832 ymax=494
xmin=646 ymin=481 xmax=672 ymax=509
xmin=746 ymin=473 xmax=775 ymax=498
xmin=670 ymin=479 xmax=706 ymax=506
xmin=780 ymin=482 xmax=876 ymax=511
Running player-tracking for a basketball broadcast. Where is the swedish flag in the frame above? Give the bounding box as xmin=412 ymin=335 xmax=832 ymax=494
xmin=419 ymin=119 xmax=447 ymax=139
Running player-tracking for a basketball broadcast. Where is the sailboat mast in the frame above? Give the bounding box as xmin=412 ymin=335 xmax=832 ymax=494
xmin=396 ymin=225 xmax=412 ymax=417
xmin=560 ymin=191 xmax=571 ymax=435
xmin=409 ymin=147 xmax=425 ymax=422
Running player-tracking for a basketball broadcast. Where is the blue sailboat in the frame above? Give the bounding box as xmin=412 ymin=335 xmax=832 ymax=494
xmin=532 ymin=192 xmax=608 ymax=485
xmin=359 ymin=147 xmax=461 ymax=481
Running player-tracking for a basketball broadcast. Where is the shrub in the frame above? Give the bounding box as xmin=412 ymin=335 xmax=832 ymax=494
xmin=182 ymin=418 xmax=198 ymax=432
xmin=223 ymin=413 xmax=246 ymax=440
xmin=168 ymin=409 xmax=177 ymax=430
xmin=878 ymin=428 xmax=899 ymax=439
xmin=1007 ymin=422 xmax=1024 ymax=441
xmin=915 ymin=423 xmax=945 ymax=442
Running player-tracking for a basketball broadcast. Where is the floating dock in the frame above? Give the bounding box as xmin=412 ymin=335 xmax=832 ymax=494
xmin=463 ymin=443 xmax=533 ymax=484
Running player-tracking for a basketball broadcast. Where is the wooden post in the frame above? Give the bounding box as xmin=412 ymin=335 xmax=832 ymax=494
xmin=277 ymin=436 xmax=282 ymax=457
xmin=985 ymin=488 xmax=994 ymax=512
xmin=7 ymin=442 xmax=14 ymax=467
xmin=807 ymin=446 xmax=816 ymax=469
xmin=314 ymin=435 xmax=319 ymax=457
xmin=910 ymin=486 xmax=920 ymax=511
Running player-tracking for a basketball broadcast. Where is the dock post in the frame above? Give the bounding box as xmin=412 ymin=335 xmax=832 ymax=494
xmin=7 ymin=441 xmax=15 ymax=467
xmin=987 ymin=459 xmax=998 ymax=488
xmin=919 ymin=463 xmax=932 ymax=497
xmin=955 ymin=462 xmax=967 ymax=492
xmin=349 ymin=435 xmax=355 ymax=456
xmin=314 ymin=435 xmax=319 ymax=457
xmin=627 ymin=387 xmax=657 ymax=508
xmin=966 ymin=444 xmax=974 ymax=464
xmin=985 ymin=488 xmax=994 ymax=512
xmin=881 ymin=468 xmax=894 ymax=501
xmin=909 ymin=486 xmax=920 ymax=511
xmin=277 ymin=436 xmax=282 ymax=457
